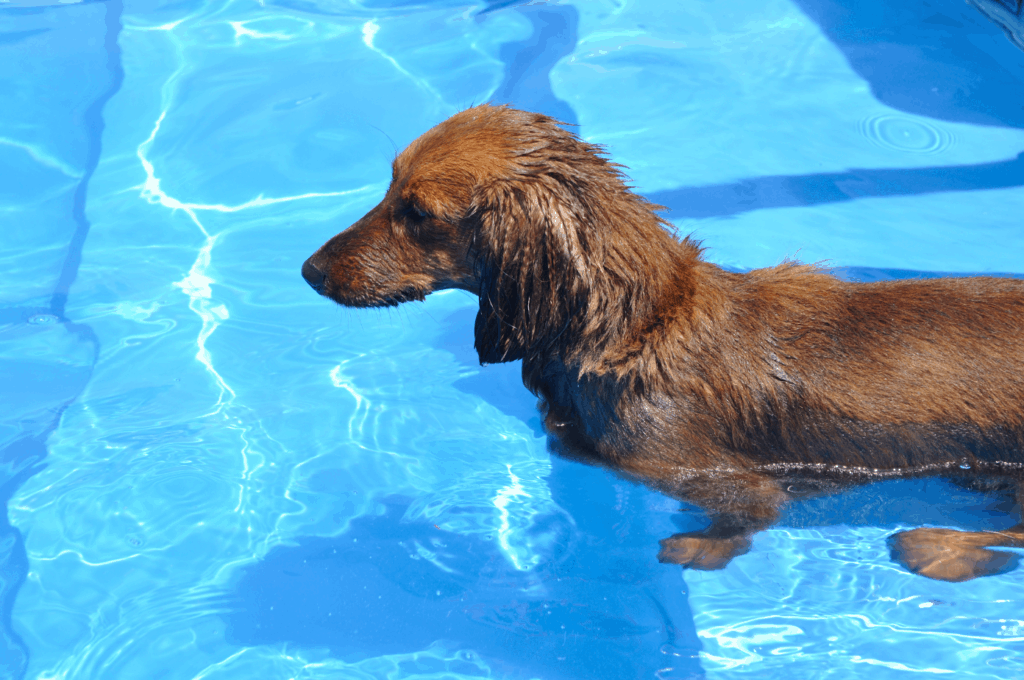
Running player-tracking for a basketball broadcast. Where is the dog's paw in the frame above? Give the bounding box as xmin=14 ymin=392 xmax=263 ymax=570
xmin=657 ymin=534 xmax=751 ymax=570
xmin=888 ymin=527 xmax=1020 ymax=582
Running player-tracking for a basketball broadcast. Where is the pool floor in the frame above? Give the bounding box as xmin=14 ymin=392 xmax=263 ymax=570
xmin=1 ymin=0 xmax=1023 ymax=678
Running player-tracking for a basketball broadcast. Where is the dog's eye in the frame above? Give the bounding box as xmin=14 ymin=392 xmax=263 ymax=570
xmin=409 ymin=204 xmax=430 ymax=221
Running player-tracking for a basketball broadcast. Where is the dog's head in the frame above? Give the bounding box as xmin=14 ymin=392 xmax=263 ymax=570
xmin=303 ymin=105 xmax=675 ymax=365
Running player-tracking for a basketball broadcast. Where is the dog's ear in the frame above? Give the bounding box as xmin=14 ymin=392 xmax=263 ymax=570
xmin=471 ymin=179 xmax=595 ymax=365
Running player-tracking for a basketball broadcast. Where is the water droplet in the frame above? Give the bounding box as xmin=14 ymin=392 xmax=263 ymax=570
xmin=27 ymin=313 xmax=59 ymax=325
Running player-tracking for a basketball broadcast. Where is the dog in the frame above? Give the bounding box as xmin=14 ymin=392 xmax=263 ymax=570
xmin=302 ymin=104 xmax=1024 ymax=582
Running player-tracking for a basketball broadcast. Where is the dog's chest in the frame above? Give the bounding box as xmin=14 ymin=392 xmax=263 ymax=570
xmin=527 ymin=358 xmax=663 ymax=461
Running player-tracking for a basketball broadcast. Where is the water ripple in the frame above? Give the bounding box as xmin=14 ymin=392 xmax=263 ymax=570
xmin=860 ymin=114 xmax=955 ymax=154
xmin=688 ymin=526 xmax=1024 ymax=678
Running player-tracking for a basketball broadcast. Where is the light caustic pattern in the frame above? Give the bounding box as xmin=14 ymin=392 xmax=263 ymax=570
xmin=130 ymin=29 xmax=371 ymax=546
xmin=687 ymin=526 xmax=1024 ymax=679
xmin=361 ymin=19 xmax=448 ymax=104
xmin=0 ymin=136 xmax=83 ymax=180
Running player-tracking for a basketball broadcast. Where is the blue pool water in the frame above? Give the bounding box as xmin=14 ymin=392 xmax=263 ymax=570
xmin=2 ymin=0 xmax=1024 ymax=677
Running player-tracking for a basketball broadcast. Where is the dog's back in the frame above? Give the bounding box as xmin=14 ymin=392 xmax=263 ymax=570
xmin=612 ymin=264 xmax=1024 ymax=475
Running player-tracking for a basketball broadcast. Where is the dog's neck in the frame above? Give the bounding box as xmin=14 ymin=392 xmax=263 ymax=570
xmin=575 ymin=231 xmax=700 ymax=363
xmin=523 ymin=219 xmax=702 ymax=381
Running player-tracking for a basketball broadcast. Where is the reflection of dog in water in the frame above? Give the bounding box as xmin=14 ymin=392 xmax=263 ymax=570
xmin=302 ymin=105 xmax=1024 ymax=582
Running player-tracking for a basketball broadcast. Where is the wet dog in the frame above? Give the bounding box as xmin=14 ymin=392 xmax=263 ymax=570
xmin=303 ymin=105 xmax=1024 ymax=582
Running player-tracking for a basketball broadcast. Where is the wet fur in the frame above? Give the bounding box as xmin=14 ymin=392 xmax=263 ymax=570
xmin=303 ymin=105 xmax=1024 ymax=581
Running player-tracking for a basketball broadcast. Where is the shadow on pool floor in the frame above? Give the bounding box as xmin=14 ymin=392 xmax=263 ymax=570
xmin=646 ymin=152 xmax=1024 ymax=221
xmin=222 ymin=443 xmax=1020 ymax=680
xmin=225 ymin=457 xmax=704 ymax=680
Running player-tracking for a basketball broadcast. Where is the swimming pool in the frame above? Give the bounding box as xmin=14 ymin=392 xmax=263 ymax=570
xmin=1 ymin=0 xmax=1023 ymax=677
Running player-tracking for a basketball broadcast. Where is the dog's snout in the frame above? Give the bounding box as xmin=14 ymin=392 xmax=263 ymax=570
xmin=302 ymin=257 xmax=327 ymax=293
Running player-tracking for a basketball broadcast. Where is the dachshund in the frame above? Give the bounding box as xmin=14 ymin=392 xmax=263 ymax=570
xmin=302 ymin=104 xmax=1024 ymax=582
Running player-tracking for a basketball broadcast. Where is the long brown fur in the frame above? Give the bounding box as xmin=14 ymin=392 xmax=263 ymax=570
xmin=303 ymin=105 xmax=1024 ymax=582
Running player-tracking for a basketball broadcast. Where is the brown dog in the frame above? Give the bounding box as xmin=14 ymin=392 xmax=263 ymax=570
xmin=302 ymin=105 xmax=1024 ymax=582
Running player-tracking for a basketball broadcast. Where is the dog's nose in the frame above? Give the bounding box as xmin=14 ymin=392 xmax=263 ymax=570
xmin=302 ymin=258 xmax=326 ymax=293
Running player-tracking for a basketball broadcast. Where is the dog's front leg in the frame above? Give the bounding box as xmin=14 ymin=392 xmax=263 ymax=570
xmin=656 ymin=471 xmax=788 ymax=571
